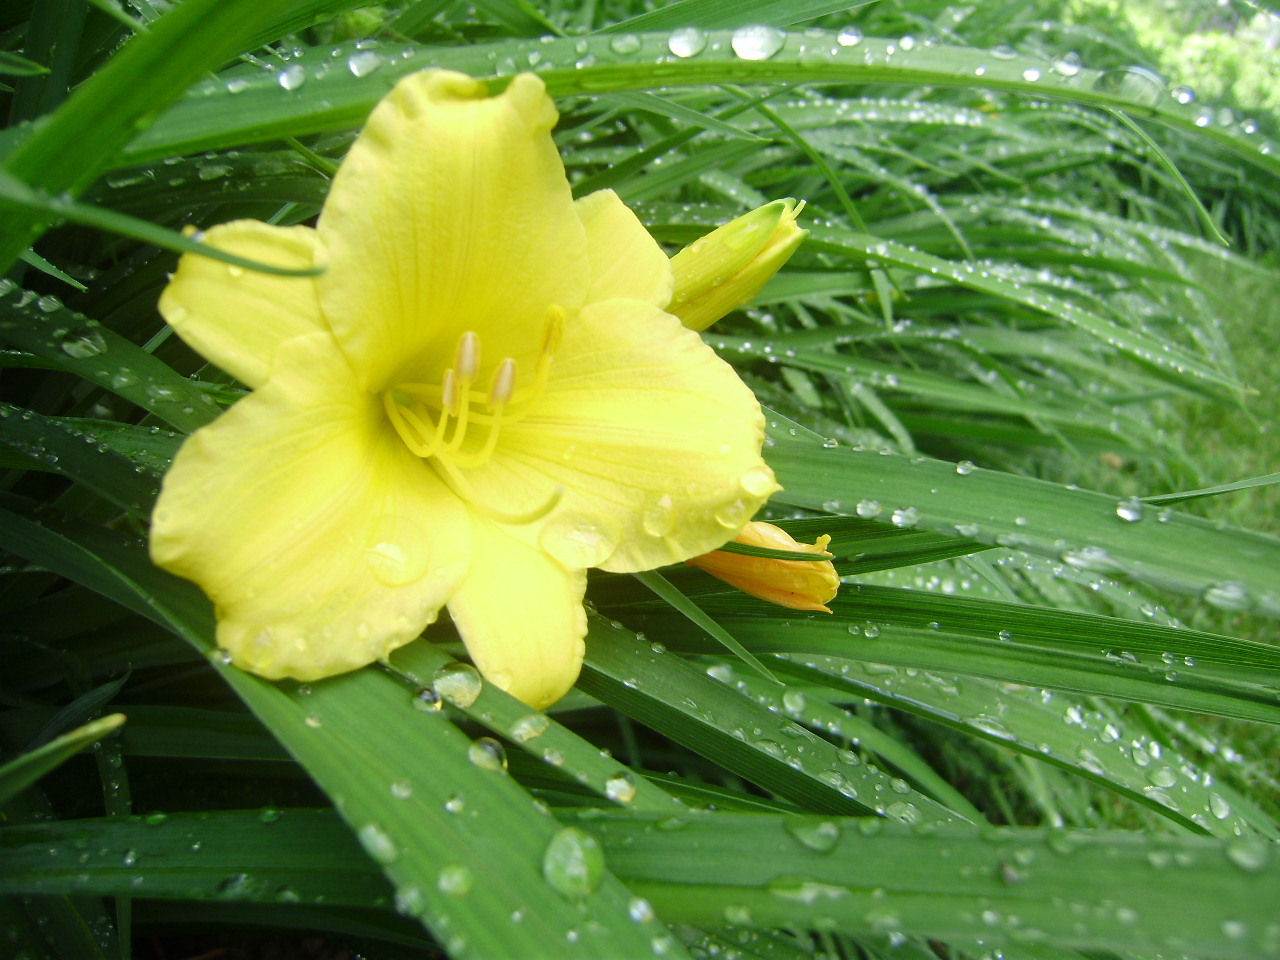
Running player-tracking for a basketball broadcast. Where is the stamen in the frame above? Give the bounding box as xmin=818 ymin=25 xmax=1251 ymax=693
xmin=440 ymin=369 xmax=460 ymax=417
xmin=454 ymin=331 xmax=481 ymax=381
xmin=381 ymin=310 xmax=568 ymax=525
xmin=488 ymin=358 xmax=517 ymax=408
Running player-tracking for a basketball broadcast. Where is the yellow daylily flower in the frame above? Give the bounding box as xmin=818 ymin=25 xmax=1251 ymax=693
xmin=149 ymin=70 xmax=778 ymax=709
xmin=668 ymin=198 xmax=808 ymax=332
xmin=687 ymin=521 xmax=839 ymax=612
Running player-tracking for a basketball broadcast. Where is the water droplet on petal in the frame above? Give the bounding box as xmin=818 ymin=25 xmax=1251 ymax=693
xmin=642 ymin=494 xmax=674 ymax=537
xmin=539 ymin=513 xmax=619 ymax=567
xmin=365 ymin=515 xmax=430 ymax=585
xmin=741 ymin=464 xmax=776 ymax=497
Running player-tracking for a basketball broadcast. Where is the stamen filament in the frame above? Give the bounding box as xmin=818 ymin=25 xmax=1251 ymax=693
xmin=381 ymin=309 xmax=566 ymax=524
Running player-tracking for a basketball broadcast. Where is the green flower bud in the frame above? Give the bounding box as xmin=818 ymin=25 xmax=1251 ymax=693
xmin=667 ymin=198 xmax=807 ymax=332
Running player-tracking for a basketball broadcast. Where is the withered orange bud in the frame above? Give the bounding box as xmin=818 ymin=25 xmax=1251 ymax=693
xmin=688 ymin=520 xmax=839 ymax=613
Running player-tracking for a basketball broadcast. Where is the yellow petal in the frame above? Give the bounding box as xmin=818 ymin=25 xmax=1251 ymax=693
xmin=150 ymin=331 xmax=470 ymax=681
xmin=575 ymin=189 xmax=673 ymax=307
xmin=459 ymin=298 xmax=778 ymax=572
xmin=316 ymin=70 xmax=590 ymax=392
xmin=158 ymin=221 xmax=325 ymax=389
xmin=688 ymin=521 xmax=839 ymax=612
xmin=447 ymin=513 xmax=586 ymax=709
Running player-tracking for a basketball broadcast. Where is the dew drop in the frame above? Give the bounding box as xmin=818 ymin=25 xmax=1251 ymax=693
xmin=605 ymin=772 xmax=637 ymax=804
xmin=1226 ymin=838 xmax=1269 ymax=872
xmin=357 ymin=823 xmax=398 ymax=864
xmin=542 ymin=827 xmax=605 ymax=898
xmin=1209 ymin=793 xmax=1231 ymax=820
xmin=629 ymin=896 xmax=654 ymax=923
xmin=468 ymin=737 xmax=507 ymax=771
xmin=855 ymin=499 xmax=881 ymax=518
xmin=390 ymin=779 xmax=412 ymax=799
xmin=1115 ymin=497 xmax=1145 ymax=522
xmin=782 ymin=690 xmax=806 ymax=715
xmin=891 ymin=506 xmax=919 ymax=528
xmin=1051 ymin=52 xmax=1081 ymax=77
xmin=539 ymin=513 xmax=619 ymax=567
xmin=1022 ymin=68 xmax=1041 ymax=82
xmin=347 ymin=51 xmax=382 ymax=77
xmin=1204 ymin=581 xmax=1250 ymax=611
xmin=277 ymin=64 xmax=306 ymax=90
xmin=365 ymin=515 xmax=430 ymax=585
xmin=445 ymin=793 xmax=466 ymax=814
xmin=714 ymin=498 xmax=750 ymax=529
xmin=413 ymin=685 xmax=443 ymax=712
xmin=955 ymin=460 xmax=976 ymax=475
xmin=836 ymin=26 xmax=863 ymax=46
xmin=610 ymin=33 xmax=642 ymax=55
xmin=864 ymin=624 xmax=881 ymax=638
xmin=731 ymin=25 xmax=785 ymax=61
xmin=433 ymin=662 xmax=483 ymax=708
xmin=642 ymin=494 xmax=674 ymax=537
xmin=1093 ymin=66 xmax=1165 ymax=107
xmin=437 ymin=863 xmax=473 ymax=896
xmin=667 ymin=27 xmax=707 ymax=58
xmin=741 ymin=464 xmax=776 ymax=497
xmin=511 ymin=713 xmax=550 ymax=742
xmin=785 ymin=816 xmax=840 ymax=852
xmin=1171 ymin=84 xmax=1195 ymax=104
xmin=61 ymin=331 xmax=107 ymax=359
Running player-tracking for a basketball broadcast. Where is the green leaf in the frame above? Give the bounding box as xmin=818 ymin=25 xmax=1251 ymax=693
xmin=388 ymin=640 xmax=687 ymax=814
xmin=0 ymin=284 xmax=219 ymax=433
xmin=0 ymin=498 xmax=682 ymax=959
xmin=0 ymin=52 xmax=51 ymax=77
xmin=775 ymin=658 xmax=1276 ymax=839
xmin=599 ymin=0 xmax=874 ymax=32
xmin=0 ymin=714 xmax=125 ymax=805
xmin=643 ymin=582 xmax=1280 ymax=724
xmin=0 ymin=170 xmax=324 ymax=277
xmin=1144 ymin=472 xmax=1280 ymax=506
xmin=632 ymin=569 xmax=782 ymax=683
xmin=0 ymin=404 xmax=160 ymax=517
xmin=0 ymin=0 xmax=315 ymax=271
xmin=764 ymin=440 xmax=1280 ymax=618
xmin=578 ymin=614 xmax=968 ymax=824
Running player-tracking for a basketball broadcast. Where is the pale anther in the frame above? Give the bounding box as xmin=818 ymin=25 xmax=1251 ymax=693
xmin=441 ymin=369 xmax=460 ymax=416
xmin=488 ymin=358 xmax=517 ymax=408
xmin=454 ymin=331 xmax=481 ymax=381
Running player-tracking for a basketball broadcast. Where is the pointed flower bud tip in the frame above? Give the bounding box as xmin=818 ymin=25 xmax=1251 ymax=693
xmin=667 ymin=199 xmax=808 ymax=333
xmin=687 ymin=520 xmax=838 ymax=613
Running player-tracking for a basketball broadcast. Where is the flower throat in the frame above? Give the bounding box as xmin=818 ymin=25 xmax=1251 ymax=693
xmin=382 ymin=306 xmax=565 ymax=524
